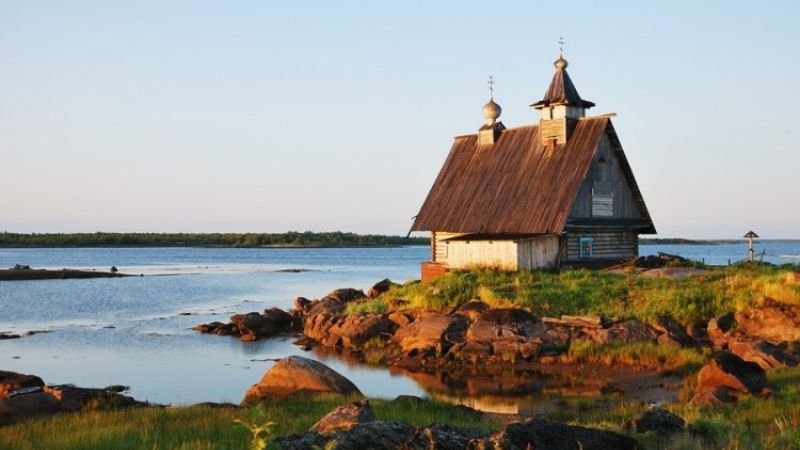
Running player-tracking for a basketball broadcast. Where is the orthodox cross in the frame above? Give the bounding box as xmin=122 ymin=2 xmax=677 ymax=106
xmin=488 ymin=75 xmax=495 ymax=99
xmin=558 ymin=36 xmax=565 ymax=55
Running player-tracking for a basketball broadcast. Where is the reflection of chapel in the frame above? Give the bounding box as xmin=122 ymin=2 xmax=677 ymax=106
xmin=411 ymin=52 xmax=656 ymax=281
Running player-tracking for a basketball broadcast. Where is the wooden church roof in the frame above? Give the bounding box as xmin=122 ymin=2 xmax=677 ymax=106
xmin=410 ymin=117 xmax=655 ymax=235
xmin=531 ymin=57 xmax=595 ymax=109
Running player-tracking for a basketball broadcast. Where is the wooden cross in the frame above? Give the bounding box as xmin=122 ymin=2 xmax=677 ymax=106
xmin=488 ymin=75 xmax=495 ymax=98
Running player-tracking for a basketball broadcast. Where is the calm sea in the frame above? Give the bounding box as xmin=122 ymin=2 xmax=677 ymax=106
xmin=0 ymin=242 xmax=798 ymax=406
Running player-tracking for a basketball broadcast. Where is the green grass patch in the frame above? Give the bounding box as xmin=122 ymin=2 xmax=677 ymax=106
xmin=567 ymin=341 xmax=711 ymax=374
xmin=0 ymin=395 xmax=495 ymax=450
xmin=375 ymin=265 xmax=800 ymax=324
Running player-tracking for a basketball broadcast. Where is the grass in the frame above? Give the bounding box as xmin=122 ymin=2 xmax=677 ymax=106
xmin=0 ymin=395 xmax=495 ymax=450
xmin=567 ymin=341 xmax=711 ymax=374
xmin=347 ymin=264 xmax=800 ymax=325
xmin=537 ymin=365 xmax=800 ymax=449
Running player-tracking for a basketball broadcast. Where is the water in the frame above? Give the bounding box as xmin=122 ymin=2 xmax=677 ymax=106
xmin=0 ymin=242 xmax=798 ymax=408
xmin=640 ymin=240 xmax=800 ymax=266
xmin=0 ymin=247 xmax=428 ymax=405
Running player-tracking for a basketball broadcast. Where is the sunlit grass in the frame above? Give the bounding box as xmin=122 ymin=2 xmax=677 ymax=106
xmin=0 ymin=396 xmax=495 ymax=450
xmin=370 ymin=265 xmax=800 ymax=325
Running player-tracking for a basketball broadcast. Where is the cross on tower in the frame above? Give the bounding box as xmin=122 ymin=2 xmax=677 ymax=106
xmin=488 ymin=75 xmax=495 ymax=99
xmin=558 ymin=36 xmax=565 ymax=55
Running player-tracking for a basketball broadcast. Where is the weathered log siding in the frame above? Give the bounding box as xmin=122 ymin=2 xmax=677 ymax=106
xmin=447 ymin=240 xmax=518 ymax=271
xmin=431 ymin=232 xmax=464 ymax=264
xmin=564 ymin=231 xmax=637 ymax=261
xmin=569 ymin=134 xmax=642 ymax=220
xmin=517 ymin=235 xmax=560 ymax=269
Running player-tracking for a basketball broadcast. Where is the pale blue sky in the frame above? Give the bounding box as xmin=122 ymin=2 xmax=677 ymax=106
xmin=1 ymin=1 xmax=798 ymax=238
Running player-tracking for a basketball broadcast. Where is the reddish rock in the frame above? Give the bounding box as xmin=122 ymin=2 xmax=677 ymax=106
xmin=454 ymin=300 xmax=489 ymax=321
xmin=0 ymin=371 xmax=45 ymax=400
xmin=735 ymin=298 xmax=800 ymax=342
xmin=707 ymin=312 xmax=736 ymax=348
xmin=242 ymin=356 xmax=361 ymax=404
xmin=466 ymin=308 xmax=536 ymax=344
xmin=692 ymin=352 xmax=770 ymax=406
xmin=393 ymin=313 xmax=467 ymax=352
xmin=324 ymin=313 xmax=396 ymax=349
xmin=387 ymin=311 xmax=414 ymax=327
xmin=727 ymin=338 xmax=800 ymax=370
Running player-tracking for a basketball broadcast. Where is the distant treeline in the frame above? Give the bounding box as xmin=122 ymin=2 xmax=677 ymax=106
xmin=0 ymin=232 xmax=428 ymax=248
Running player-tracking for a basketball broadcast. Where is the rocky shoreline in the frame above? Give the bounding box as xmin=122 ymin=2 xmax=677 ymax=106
xmin=195 ymin=269 xmax=800 ymax=409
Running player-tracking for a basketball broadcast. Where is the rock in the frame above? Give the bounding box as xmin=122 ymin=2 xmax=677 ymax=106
xmin=542 ymin=315 xmax=605 ymax=329
xmin=277 ymin=421 xmax=415 ymax=450
xmin=0 ymin=371 xmax=45 ymax=400
xmin=0 ymin=333 xmax=21 ymax=340
xmin=322 ymin=314 xmax=396 ymax=349
xmin=421 ymin=423 xmax=491 ymax=450
xmin=242 ymin=356 xmax=362 ymax=404
xmin=735 ymin=298 xmax=800 ymax=342
xmin=449 ymin=341 xmax=492 ymax=362
xmin=307 ymin=297 xmax=348 ymax=316
xmin=653 ymin=315 xmax=695 ymax=347
xmin=582 ymin=319 xmax=659 ymax=345
xmin=726 ymin=338 xmax=800 ymax=370
xmin=294 ymin=297 xmax=312 ymax=313
xmin=707 ymin=312 xmax=736 ymax=347
xmin=44 ymin=385 xmax=138 ymax=411
xmin=692 ymin=352 xmax=770 ymax=406
xmin=368 ymin=279 xmax=398 ymax=299
xmin=393 ymin=314 xmax=467 ymax=352
xmin=454 ymin=300 xmax=490 ymax=321
xmin=627 ymin=408 xmax=685 ymax=436
xmin=485 ymin=418 xmax=638 ymax=450
xmin=0 ymin=392 xmax=61 ymax=424
xmin=466 ymin=308 xmax=536 ymax=344
xmin=326 ymin=288 xmax=367 ymax=303
xmin=387 ymin=311 xmax=414 ymax=327
xmin=230 ymin=312 xmax=276 ymax=342
xmin=309 ymin=399 xmax=375 ymax=434
xmin=193 ymin=321 xmax=226 ymax=333
xmin=275 ymin=421 xmax=490 ymax=450
xmin=304 ymin=313 xmax=342 ymax=343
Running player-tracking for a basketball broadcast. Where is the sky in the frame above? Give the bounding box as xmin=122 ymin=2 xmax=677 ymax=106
xmin=1 ymin=1 xmax=798 ymax=239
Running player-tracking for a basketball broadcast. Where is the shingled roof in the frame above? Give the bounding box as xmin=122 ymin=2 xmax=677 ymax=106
xmin=410 ymin=117 xmax=654 ymax=234
xmin=531 ymin=57 xmax=595 ymax=109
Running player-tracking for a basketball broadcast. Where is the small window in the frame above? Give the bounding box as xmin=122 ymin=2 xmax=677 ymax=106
xmin=579 ymin=237 xmax=594 ymax=258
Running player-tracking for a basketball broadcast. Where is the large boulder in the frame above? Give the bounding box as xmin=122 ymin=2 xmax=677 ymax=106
xmin=691 ymin=352 xmax=770 ymax=406
xmin=309 ymin=399 xmax=375 ymax=434
xmin=0 ymin=371 xmax=45 ymax=400
xmin=735 ymin=298 xmax=800 ymax=342
xmin=485 ymin=419 xmax=638 ymax=450
xmin=242 ymin=356 xmax=361 ymax=404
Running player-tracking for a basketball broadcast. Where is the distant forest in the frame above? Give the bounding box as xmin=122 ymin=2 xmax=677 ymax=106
xmin=0 ymin=232 xmax=428 ymax=248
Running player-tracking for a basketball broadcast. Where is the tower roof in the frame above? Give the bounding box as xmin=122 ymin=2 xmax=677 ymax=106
xmin=531 ymin=55 xmax=595 ymax=109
